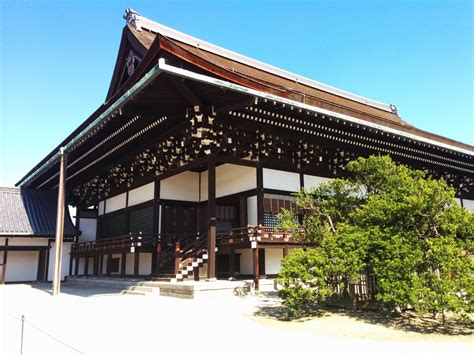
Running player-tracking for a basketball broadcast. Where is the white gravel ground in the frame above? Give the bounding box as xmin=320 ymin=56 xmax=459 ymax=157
xmin=1 ymin=284 xmax=472 ymax=355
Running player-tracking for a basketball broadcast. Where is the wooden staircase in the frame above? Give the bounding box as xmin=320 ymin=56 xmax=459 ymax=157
xmin=171 ymin=253 xmax=208 ymax=282
xmin=146 ymin=232 xmax=209 ymax=282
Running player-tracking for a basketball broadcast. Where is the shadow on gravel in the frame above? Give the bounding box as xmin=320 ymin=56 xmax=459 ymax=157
xmin=252 ymin=291 xmax=323 ymax=322
xmin=253 ymin=292 xmax=473 ymax=335
xmin=344 ymin=309 xmax=473 ymax=336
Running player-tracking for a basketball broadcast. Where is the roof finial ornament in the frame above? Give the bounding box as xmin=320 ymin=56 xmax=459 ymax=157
xmin=389 ymin=104 xmax=399 ymax=116
xmin=123 ymin=8 xmax=142 ymax=31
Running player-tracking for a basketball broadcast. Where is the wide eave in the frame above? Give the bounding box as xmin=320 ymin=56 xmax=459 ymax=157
xmin=16 ymin=13 xmax=474 ymax=197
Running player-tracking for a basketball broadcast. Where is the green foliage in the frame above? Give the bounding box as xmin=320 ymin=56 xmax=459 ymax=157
xmin=277 ymin=155 xmax=474 ymax=321
xmin=277 ymin=248 xmax=332 ymax=318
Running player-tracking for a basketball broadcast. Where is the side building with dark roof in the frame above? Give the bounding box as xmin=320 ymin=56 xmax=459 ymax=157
xmin=0 ymin=187 xmax=77 ymax=283
xmin=13 ymin=9 xmax=474 ymax=289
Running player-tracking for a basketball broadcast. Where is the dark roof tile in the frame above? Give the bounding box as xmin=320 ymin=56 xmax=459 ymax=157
xmin=0 ymin=187 xmax=77 ymax=237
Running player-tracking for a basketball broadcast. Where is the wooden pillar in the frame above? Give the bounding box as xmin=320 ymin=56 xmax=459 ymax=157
xmin=52 ymin=147 xmax=67 ymax=296
xmin=69 ymin=256 xmax=74 ymax=277
xmin=155 ymin=243 xmax=162 ymax=275
xmin=153 ymin=181 xmax=160 ymax=235
xmin=207 ymin=159 xmax=216 ymax=280
xmin=84 ymin=256 xmax=89 ymax=276
xmin=174 ymin=242 xmax=181 ymax=275
xmin=229 ymin=248 xmax=235 ymax=279
xmin=239 ymin=196 xmax=247 ymax=227
xmin=74 ymin=256 xmax=80 ymax=276
xmin=99 ymin=255 xmax=104 ymax=275
xmin=253 ymin=243 xmax=259 ymax=291
xmin=256 ymin=166 xmax=264 ymax=226
xmin=134 ymin=253 xmax=140 ymax=276
xmin=283 ymin=244 xmax=289 ymax=258
xmin=121 ymin=253 xmax=126 ymax=276
xmin=106 ymin=254 xmax=112 ymax=276
xmin=46 ymin=239 xmax=51 ymax=281
xmin=37 ymin=250 xmax=46 ymax=282
xmin=93 ymin=256 xmax=99 ymax=276
xmin=1 ymin=237 xmax=9 ymax=284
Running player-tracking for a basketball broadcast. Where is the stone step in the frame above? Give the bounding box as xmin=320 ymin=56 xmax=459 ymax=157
xmin=67 ymin=277 xmax=140 ymax=289
xmin=128 ymin=286 xmax=155 ymax=293
xmin=122 ymin=290 xmax=147 ymax=296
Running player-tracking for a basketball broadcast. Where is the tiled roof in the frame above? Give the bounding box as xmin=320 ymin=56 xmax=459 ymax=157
xmin=0 ymin=187 xmax=77 ymax=237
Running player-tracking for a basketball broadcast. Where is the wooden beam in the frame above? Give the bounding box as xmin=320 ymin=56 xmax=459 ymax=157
xmin=214 ymin=97 xmax=255 ymax=114
xmin=207 ymin=158 xmax=217 ymax=280
xmin=168 ymin=77 xmax=202 ymax=106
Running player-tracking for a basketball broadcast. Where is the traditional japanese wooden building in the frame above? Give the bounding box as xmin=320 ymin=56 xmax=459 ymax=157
xmin=0 ymin=187 xmax=76 ymax=283
xmin=15 ymin=9 xmax=474 ymax=288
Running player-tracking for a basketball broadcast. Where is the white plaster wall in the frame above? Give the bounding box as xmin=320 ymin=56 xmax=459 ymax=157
xmin=105 ymin=193 xmax=127 ymax=213
xmin=216 ymin=164 xmax=256 ymax=198
xmin=88 ymin=257 xmax=94 ymax=274
xmin=47 ymin=242 xmax=72 ymax=281
xmin=126 ymin=253 xmax=135 ymax=275
xmin=101 ymin=255 xmax=108 ymax=274
xmin=463 ymin=199 xmax=474 ymax=212
xmin=263 ymin=168 xmax=300 ymax=191
xmin=78 ymin=257 xmax=86 ymax=275
xmin=160 ymin=171 xmax=200 ymax=202
xmin=78 ymin=218 xmax=97 ymax=243
xmin=98 ymin=200 xmax=105 ymax=216
xmin=304 ymin=175 xmax=331 ymax=189
xmin=128 ymin=182 xmax=154 ymax=207
xmin=139 ymin=253 xmax=152 ymax=275
xmin=0 ymin=251 xmax=38 ymax=282
xmin=236 ymin=248 xmax=253 ymax=275
xmin=265 ymin=248 xmax=283 ymax=275
xmin=247 ymin=196 xmax=258 ymax=226
xmin=6 ymin=238 xmax=49 ymax=247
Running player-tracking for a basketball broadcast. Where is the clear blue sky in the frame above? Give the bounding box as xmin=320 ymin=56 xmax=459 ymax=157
xmin=0 ymin=0 xmax=472 ymax=186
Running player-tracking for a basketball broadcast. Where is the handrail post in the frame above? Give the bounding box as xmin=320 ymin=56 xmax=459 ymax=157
xmin=174 ymin=242 xmax=181 ymax=275
xmin=155 ymin=242 xmax=161 ymax=275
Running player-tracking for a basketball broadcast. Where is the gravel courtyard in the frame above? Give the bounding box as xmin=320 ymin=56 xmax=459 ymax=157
xmin=1 ymin=284 xmax=472 ymax=354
